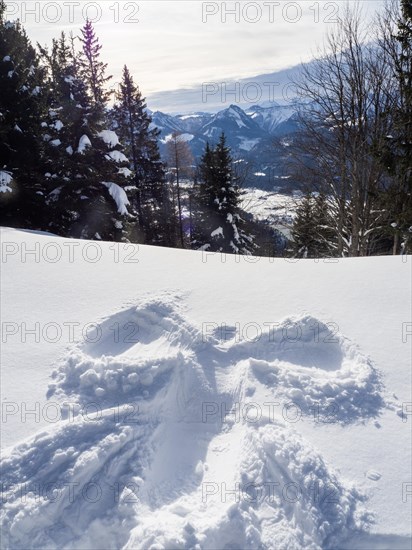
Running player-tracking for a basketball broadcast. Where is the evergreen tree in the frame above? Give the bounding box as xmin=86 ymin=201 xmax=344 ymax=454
xmin=290 ymin=193 xmax=316 ymax=258
xmin=191 ymin=143 xmax=215 ymax=247
xmin=0 ymin=2 xmax=47 ymax=229
xmin=112 ymin=65 xmax=175 ymax=245
xmin=40 ymin=24 xmax=132 ymax=241
xmin=378 ymin=0 xmax=412 ymax=253
xmin=192 ymin=134 xmax=255 ymax=254
xmin=38 ymin=32 xmax=88 ymax=235
xmin=290 ymin=192 xmax=335 ymax=258
xmin=79 ymin=20 xmax=111 ymax=107
xmin=311 ymin=192 xmax=335 ymax=256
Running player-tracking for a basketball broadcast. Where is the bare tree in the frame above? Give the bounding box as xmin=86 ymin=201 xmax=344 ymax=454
xmin=231 ymin=156 xmax=256 ymax=189
xmin=291 ymin=4 xmax=397 ymax=256
xmin=166 ymin=133 xmax=194 ymax=248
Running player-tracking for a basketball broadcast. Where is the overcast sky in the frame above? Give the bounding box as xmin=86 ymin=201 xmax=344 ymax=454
xmin=8 ymin=0 xmax=385 ymax=111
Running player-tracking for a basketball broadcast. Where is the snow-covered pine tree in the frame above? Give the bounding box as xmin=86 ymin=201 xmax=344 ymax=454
xmin=192 ymin=133 xmax=255 ymax=254
xmin=0 ymin=1 xmax=47 ymax=229
xmin=38 ymin=32 xmax=90 ymax=236
xmin=112 ymin=65 xmax=176 ymax=246
xmin=40 ymin=23 xmax=133 ymax=241
xmin=191 ymin=142 xmax=214 ymax=247
xmin=311 ymin=192 xmax=335 ymax=256
xmin=290 ymin=192 xmax=316 ymax=258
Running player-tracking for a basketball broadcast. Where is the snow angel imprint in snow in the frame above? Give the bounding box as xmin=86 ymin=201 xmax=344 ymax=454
xmin=48 ymin=298 xmax=384 ymax=425
xmin=1 ymin=295 xmax=382 ymax=549
xmin=49 ymin=302 xmax=384 ymax=423
xmin=229 ymin=315 xmax=385 ymax=424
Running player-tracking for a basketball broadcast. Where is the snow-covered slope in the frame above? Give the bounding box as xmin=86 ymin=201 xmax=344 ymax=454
xmin=150 ymin=111 xmax=185 ymax=135
xmin=176 ymin=113 xmax=213 ymax=134
xmin=1 ymin=228 xmax=411 ymax=550
xmin=246 ymin=104 xmax=299 ymax=136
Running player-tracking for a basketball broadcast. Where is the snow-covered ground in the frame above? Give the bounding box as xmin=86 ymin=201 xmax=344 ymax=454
xmin=240 ymin=188 xmax=299 ymax=235
xmin=1 ymin=227 xmax=411 ymax=550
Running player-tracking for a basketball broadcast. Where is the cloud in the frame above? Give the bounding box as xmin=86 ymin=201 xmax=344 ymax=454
xmin=19 ymin=0 xmax=385 ymax=111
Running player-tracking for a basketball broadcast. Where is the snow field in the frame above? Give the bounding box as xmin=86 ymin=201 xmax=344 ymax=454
xmin=1 ymin=228 xmax=411 ymax=549
xmin=0 ymin=294 xmax=396 ymax=549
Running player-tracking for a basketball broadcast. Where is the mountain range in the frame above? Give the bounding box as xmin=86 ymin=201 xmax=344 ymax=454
xmin=150 ymin=103 xmax=301 ymax=190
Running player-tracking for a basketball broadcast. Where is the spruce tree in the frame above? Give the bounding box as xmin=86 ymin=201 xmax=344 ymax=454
xmin=192 ymin=134 xmax=255 ymax=254
xmin=312 ymin=192 xmax=335 ymax=256
xmin=191 ymin=143 xmax=215 ymax=248
xmin=79 ymin=20 xmax=111 ymax=107
xmin=290 ymin=193 xmax=316 ymax=258
xmin=290 ymin=192 xmax=335 ymax=258
xmin=40 ymin=24 xmax=132 ymax=241
xmin=38 ymin=32 xmax=88 ymax=235
xmin=0 ymin=3 xmax=47 ymax=229
xmin=112 ymin=65 xmax=175 ymax=245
